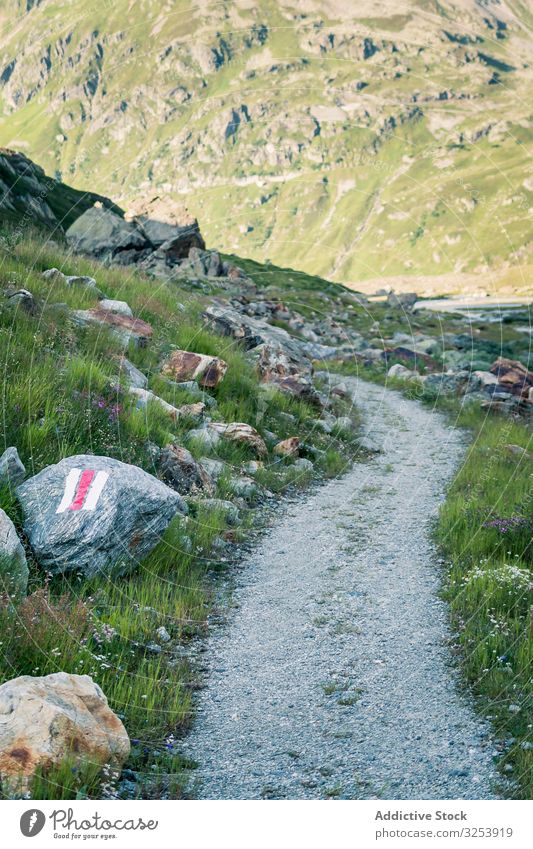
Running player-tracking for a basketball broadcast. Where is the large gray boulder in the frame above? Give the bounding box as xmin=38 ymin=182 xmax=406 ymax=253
xmin=66 ymin=207 xmax=148 ymax=260
xmin=16 ymin=455 xmax=186 ymax=578
xmin=0 ymin=447 xmax=26 ymax=488
xmin=0 ymin=508 xmax=28 ymax=596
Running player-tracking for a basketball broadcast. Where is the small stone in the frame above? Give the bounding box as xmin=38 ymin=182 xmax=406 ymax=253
xmin=0 ymin=447 xmax=26 ymax=488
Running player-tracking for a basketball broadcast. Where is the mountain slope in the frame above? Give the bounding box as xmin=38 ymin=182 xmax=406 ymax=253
xmin=0 ymin=0 xmax=532 ymax=288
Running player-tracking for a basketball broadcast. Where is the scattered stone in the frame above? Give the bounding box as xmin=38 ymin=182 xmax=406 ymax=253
xmin=274 ymin=437 xmax=300 ymax=457
xmin=490 ymin=357 xmax=533 ymax=399
xmin=98 ymin=299 xmax=133 ymax=317
xmin=199 ymin=457 xmax=227 ymax=482
xmin=4 ymin=289 xmax=35 ymax=314
xmin=156 ymin=626 xmax=171 ymax=643
xmin=242 ymin=460 xmax=263 ymax=476
xmin=128 ymin=387 xmax=205 ymax=422
xmin=503 ymin=444 xmax=533 ymax=461
xmin=192 ymin=498 xmax=240 ymax=526
xmin=116 ymin=356 xmax=148 ymax=389
xmin=0 ymin=508 xmax=28 ymax=596
xmin=71 ymin=308 xmax=153 ymax=347
xmin=294 ymin=457 xmax=314 ymax=473
xmin=209 ymin=422 xmax=267 ymax=457
xmin=228 ymin=476 xmax=260 ymax=500
xmin=16 ymin=454 xmax=186 ymax=577
xmin=42 ymin=268 xmax=101 ymax=293
xmin=187 ymin=426 xmax=221 ymax=450
xmin=0 ymin=447 xmax=26 ymax=488
xmin=387 ymin=291 xmax=418 ymax=310
xmin=0 ymin=672 xmax=130 ymax=788
xmin=334 ymin=416 xmax=354 ymax=431
xmin=161 ymin=350 xmax=227 ymax=388
xmin=388 ymin=363 xmax=417 ymax=380
xmin=160 ymin=444 xmax=214 ymax=495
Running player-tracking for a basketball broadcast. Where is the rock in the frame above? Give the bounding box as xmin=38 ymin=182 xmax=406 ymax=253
xmin=154 ymin=228 xmax=206 ymax=263
xmin=356 ymin=436 xmax=380 ymax=452
xmin=126 ymin=196 xmax=204 ymax=250
xmin=307 ymin=417 xmax=332 ymax=434
xmin=98 ymin=299 xmax=133 ymax=317
xmin=0 ymin=672 xmax=129 ymax=788
xmin=187 ymin=426 xmax=220 ymax=450
xmin=489 ymin=357 xmax=533 ymax=398
xmin=385 ymin=346 xmax=437 ymax=369
xmin=0 ymin=508 xmax=28 ymax=596
xmin=274 ymin=437 xmax=300 ymax=457
xmin=42 ymin=269 xmax=101 ymax=293
xmin=180 ymin=247 xmax=224 ymax=278
xmin=116 ymin=356 xmax=147 ymax=389
xmin=504 ymin=444 xmax=533 ymax=461
xmin=473 ymin=370 xmax=499 ymax=390
xmin=387 ymin=291 xmax=418 ymax=310
xmin=0 ymin=447 xmax=26 ymax=488
xmin=199 ymin=457 xmax=227 ymax=481
xmin=192 ymin=498 xmax=240 ymax=526
xmin=334 ymin=416 xmax=354 ymax=431
xmin=5 ymin=289 xmax=36 ymax=314
xmin=242 ymin=460 xmax=263 ymax=475
xmin=71 ymin=308 xmax=153 ymax=347
xmin=16 ymin=454 xmax=186 ymax=577
xmin=160 ymin=444 xmax=214 ymax=495
xmin=128 ymin=387 xmax=205 ymax=422
xmin=66 ymin=207 xmax=148 ymax=261
xmin=209 ymin=422 xmax=267 ymax=456
xmin=270 ymin=375 xmax=323 ymax=408
xmin=156 ymin=626 xmax=171 ymax=643
xmin=294 ymin=457 xmax=314 ymax=473
xmin=161 ymin=350 xmax=227 ymax=388
xmin=387 ymin=363 xmax=417 ymax=380
xmin=422 ymin=370 xmax=479 ymax=396
xmin=228 ymin=475 xmax=259 ymax=500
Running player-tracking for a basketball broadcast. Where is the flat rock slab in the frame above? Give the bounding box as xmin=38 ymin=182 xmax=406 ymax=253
xmin=16 ymin=454 xmax=186 ymax=577
xmin=182 ymin=378 xmax=498 ymax=800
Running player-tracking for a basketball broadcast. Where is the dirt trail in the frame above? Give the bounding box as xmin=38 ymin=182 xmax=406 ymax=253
xmin=182 ymin=377 xmax=498 ymax=799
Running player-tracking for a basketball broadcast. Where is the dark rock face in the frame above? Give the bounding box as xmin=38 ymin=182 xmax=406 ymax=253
xmin=16 ymin=455 xmax=186 ymax=577
xmin=0 ymin=508 xmax=28 ymax=596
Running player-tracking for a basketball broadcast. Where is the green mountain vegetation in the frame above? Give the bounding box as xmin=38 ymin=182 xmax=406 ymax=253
xmin=0 ymin=0 xmax=532 ymax=291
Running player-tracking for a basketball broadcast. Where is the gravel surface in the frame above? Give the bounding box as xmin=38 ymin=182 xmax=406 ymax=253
xmin=182 ymin=377 xmax=498 ymax=799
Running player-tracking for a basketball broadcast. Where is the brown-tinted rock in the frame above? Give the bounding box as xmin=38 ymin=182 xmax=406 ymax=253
xmin=0 ymin=673 xmax=130 ymax=788
xmin=490 ymin=357 xmax=533 ymax=398
xmin=72 ymin=309 xmax=153 ymax=347
xmin=274 ymin=437 xmax=300 ymax=457
xmin=161 ymin=350 xmax=227 ymax=388
xmin=209 ymin=422 xmax=267 ymax=457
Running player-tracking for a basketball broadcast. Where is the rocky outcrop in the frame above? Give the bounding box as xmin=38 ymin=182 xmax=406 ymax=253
xmin=0 ymin=509 xmax=28 ymax=597
xmin=16 ymin=454 xmax=186 ymax=577
xmin=161 ymin=349 xmax=227 ymax=388
xmin=0 ymin=673 xmax=129 ymax=788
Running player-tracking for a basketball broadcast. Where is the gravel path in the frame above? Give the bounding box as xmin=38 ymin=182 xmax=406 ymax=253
xmin=182 ymin=377 xmax=498 ymax=799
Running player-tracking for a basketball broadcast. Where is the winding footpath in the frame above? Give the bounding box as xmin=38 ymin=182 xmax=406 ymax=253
xmin=183 ymin=377 xmax=498 ymax=800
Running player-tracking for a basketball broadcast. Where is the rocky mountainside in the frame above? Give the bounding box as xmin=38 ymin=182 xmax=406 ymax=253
xmin=0 ymin=1 xmax=532 ymax=291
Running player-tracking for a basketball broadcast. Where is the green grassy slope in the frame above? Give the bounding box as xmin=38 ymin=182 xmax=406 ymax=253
xmin=0 ymin=1 xmax=531 ymax=287
xmin=0 ymin=230 xmax=358 ymax=799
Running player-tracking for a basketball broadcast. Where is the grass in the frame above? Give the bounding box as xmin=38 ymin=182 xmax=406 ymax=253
xmin=0 ymin=229 xmax=359 ymax=800
xmin=437 ymin=412 xmax=533 ymax=799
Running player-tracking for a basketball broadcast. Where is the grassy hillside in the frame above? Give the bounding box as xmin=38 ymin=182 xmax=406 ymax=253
xmin=0 ymin=1 xmax=531 ymax=288
xmin=0 ymin=229 xmax=358 ymax=799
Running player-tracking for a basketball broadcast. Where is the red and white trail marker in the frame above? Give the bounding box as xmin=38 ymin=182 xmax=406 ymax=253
xmin=56 ymin=468 xmax=109 ymax=514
